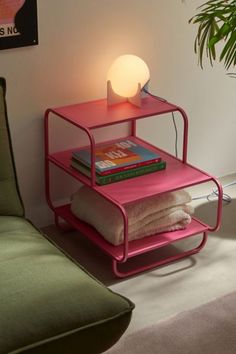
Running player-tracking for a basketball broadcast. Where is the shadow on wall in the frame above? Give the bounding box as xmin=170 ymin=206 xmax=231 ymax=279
xmin=194 ymin=198 xmax=236 ymax=239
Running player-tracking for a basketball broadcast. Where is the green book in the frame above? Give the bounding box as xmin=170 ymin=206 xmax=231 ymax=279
xmin=71 ymin=158 xmax=166 ymax=185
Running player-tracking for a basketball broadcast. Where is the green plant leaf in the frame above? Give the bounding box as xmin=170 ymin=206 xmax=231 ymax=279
xmin=190 ymin=0 xmax=236 ymax=69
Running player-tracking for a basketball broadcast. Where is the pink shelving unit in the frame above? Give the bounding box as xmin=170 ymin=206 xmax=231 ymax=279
xmin=44 ymin=96 xmax=223 ymax=278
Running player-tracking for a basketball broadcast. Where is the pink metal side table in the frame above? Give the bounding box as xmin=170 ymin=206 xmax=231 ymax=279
xmin=44 ymin=96 xmax=223 ymax=278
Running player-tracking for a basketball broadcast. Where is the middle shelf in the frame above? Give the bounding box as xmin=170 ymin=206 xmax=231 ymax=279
xmin=48 ymin=136 xmax=214 ymax=205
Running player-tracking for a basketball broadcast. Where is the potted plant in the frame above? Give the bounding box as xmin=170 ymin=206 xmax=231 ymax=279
xmin=190 ymin=0 xmax=236 ymax=73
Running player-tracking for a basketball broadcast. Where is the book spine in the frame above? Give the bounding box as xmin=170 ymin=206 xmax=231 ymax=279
xmin=99 ymin=157 xmax=162 ymax=175
xmin=72 ymin=156 xmax=162 ymax=176
xmin=98 ymin=161 xmax=166 ymax=185
xmin=71 ymin=160 xmax=91 ymax=178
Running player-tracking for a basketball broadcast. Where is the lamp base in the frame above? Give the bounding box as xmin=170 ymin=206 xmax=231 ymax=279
xmin=107 ymin=81 xmax=142 ymax=108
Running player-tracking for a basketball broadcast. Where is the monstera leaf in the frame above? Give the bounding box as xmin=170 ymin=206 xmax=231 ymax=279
xmin=190 ymin=0 xmax=236 ymax=71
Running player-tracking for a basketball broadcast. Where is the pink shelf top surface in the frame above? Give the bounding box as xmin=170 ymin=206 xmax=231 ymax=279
xmin=48 ymin=96 xmax=180 ymax=129
xmin=55 ymin=204 xmax=208 ymax=261
xmin=98 ymin=165 xmax=211 ymax=205
xmin=49 ymin=137 xmax=213 ymax=205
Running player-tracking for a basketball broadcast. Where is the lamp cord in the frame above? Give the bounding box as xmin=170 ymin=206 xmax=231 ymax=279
xmin=192 ymin=181 xmax=236 ymax=204
xmin=142 ymin=87 xmax=236 ymax=204
xmin=171 ymin=112 xmax=178 ymax=159
xmin=142 ymin=87 xmax=167 ymax=103
xmin=142 ymin=88 xmax=178 ymax=158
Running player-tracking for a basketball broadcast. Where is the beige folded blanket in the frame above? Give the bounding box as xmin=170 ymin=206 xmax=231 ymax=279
xmin=71 ymin=186 xmax=194 ymax=246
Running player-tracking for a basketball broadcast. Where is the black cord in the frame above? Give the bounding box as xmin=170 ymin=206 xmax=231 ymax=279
xmin=142 ymin=88 xmax=178 ymax=158
xmin=142 ymin=87 xmax=167 ymax=102
xmin=171 ymin=112 xmax=178 ymax=158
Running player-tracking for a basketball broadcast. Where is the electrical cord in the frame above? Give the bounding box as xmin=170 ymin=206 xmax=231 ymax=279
xmin=142 ymin=87 xmax=236 ymax=204
xmin=142 ymin=87 xmax=167 ymax=102
xmin=171 ymin=112 xmax=178 ymax=158
xmin=142 ymin=88 xmax=178 ymax=158
xmin=192 ymin=181 xmax=236 ymax=204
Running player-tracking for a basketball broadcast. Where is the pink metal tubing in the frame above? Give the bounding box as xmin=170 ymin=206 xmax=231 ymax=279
xmin=86 ymin=129 xmax=96 ymax=187
xmin=115 ymin=203 xmax=129 ymax=263
xmin=176 ymin=107 xmax=189 ymax=163
xmin=207 ymin=177 xmax=223 ymax=232
xmin=44 ymin=109 xmax=54 ymax=212
xmin=44 ymin=110 xmax=97 ymax=212
xmin=95 ymin=191 xmax=129 ymax=263
xmin=46 ymin=109 xmax=97 ymax=181
xmin=112 ymin=231 xmax=208 ymax=278
xmin=60 ymin=115 xmax=97 ymax=187
xmin=131 ymin=119 xmax=136 ymax=137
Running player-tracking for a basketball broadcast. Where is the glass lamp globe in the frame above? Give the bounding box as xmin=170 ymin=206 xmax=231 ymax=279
xmin=107 ymin=55 xmax=150 ymax=98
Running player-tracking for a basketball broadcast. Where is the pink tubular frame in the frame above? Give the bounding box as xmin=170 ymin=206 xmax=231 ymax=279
xmin=112 ymin=232 xmax=208 ymax=278
xmin=44 ymin=98 xmax=223 ymax=278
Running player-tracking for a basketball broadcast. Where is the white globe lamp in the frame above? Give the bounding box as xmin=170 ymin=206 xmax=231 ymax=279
xmin=107 ymin=55 xmax=150 ymax=107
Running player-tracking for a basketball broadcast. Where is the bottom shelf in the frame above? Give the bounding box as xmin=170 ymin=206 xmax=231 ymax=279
xmin=54 ymin=204 xmax=209 ymax=262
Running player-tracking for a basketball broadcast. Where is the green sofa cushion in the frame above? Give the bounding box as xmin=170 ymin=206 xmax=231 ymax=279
xmin=0 ymin=78 xmax=24 ymax=216
xmin=0 ymin=216 xmax=134 ymax=354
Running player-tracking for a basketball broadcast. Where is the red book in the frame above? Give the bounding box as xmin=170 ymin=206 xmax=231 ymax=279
xmin=71 ymin=137 xmax=162 ymax=176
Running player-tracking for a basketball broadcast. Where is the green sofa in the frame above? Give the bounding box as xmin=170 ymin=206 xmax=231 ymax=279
xmin=0 ymin=77 xmax=134 ymax=354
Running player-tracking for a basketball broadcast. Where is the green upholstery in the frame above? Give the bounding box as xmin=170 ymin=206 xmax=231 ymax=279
xmin=0 ymin=216 xmax=134 ymax=354
xmin=0 ymin=78 xmax=134 ymax=354
xmin=0 ymin=78 xmax=24 ymax=216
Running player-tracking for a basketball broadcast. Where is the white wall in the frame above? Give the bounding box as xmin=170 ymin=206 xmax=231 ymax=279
xmin=1 ymin=0 xmax=235 ymax=227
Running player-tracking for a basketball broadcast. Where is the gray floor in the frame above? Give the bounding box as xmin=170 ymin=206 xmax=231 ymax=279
xmin=43 ymin=174 xmax=236 ymax=336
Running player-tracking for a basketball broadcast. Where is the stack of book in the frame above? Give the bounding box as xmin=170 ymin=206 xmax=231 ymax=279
xmin=70 ymin=137 xmax=166 ymax=185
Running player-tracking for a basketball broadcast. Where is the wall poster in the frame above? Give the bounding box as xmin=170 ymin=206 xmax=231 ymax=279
xmin=0 ymin=0 xmax=38 ymax=50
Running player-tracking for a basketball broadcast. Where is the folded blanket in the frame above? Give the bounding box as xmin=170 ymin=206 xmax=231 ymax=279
xmin=128 ymin=204 xmax=193 ymax=240
xmin=71 ymin=186 xmax=193 ymax=245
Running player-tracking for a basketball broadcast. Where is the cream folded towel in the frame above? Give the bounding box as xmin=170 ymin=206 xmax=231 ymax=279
xmin=71 ymin=186 xmax=194 ymax=246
